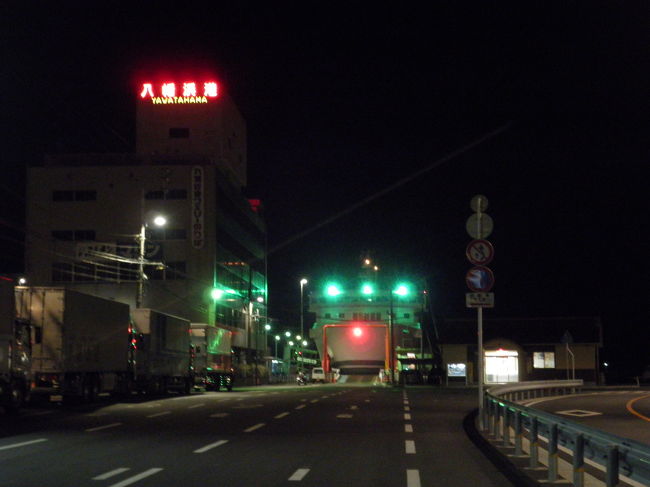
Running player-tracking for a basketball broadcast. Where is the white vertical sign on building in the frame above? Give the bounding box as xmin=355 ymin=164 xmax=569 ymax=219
xmin=191 ymin=166 xmax=205 ymax=249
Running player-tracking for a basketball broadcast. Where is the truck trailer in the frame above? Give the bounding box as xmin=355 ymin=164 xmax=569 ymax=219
xmin=0 ymin=278 xmax=32 ymax=412
xmin=190 ymin=323 xmax=234 ymax=391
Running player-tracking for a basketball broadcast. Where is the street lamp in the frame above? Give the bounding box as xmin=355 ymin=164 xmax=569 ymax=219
xmin=136 ymin=215 xmax=166 ymax=308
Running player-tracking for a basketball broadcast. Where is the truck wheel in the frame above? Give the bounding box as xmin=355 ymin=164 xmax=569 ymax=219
xmin=4 ymin=383 xmax=25 ymax=414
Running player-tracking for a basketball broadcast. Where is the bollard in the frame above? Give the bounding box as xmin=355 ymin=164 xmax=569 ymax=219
xmin=529 ymin=417 xmax=539 ymax=468
xmin=548 ymin=424 xmax=558 ymax=483
xmin=514 ymin=410 xmax=523 ymax=456
xmin=606 ymin=445 xmax=619 ymax=487
xmin=573 ymin=434 xmax=584 ymax=487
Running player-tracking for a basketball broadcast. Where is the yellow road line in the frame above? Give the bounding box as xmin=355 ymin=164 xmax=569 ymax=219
xmin=626 ymin=394 xmax=650 ymax=422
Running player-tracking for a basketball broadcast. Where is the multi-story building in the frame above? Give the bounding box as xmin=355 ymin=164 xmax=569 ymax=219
xmin=24 ymin=77 xmax=267 ymax=366
xmin=308 ymin=258 xmax=425 ymax=377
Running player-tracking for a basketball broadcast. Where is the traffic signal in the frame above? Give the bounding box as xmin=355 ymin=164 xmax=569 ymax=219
xmin=361 ymin=283 xmax=374 ymax=295
xmin=326 ymin=283 xmax=342 ymax=297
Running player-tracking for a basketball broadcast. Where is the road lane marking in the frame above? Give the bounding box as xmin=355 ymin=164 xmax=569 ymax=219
xmin=210 ymin=412 xmax=230 ymax=418
xmin=350 ymin=405 xmax=358 ymax=410
xmin=404 ymin=406 xmax=410 ymax=411
xmin=106 ymin=468 xmax=163 ymax=487
xmin=365 ymin=399 xmax=370 ymax=403
xmin=86 ymin=412 xmax=108 ymax=417
xmin=0 ymin=438 xmax=48 ymax=451
xmin=194 ymin=440 xmax=228 ymax=453
xmin=92 ymin=468 xmax=130 ymax=480
xmin=337 ymin=414 xmax=353 ymax=418
xmin=310 ymin=399 xmax=319 ymax=403
xmin=406 ymin=469 xmax=421 ymax=487
xmin=147 ymin=411 xmax=171 ymax=418
xmin=404 ymin=413 xmax=411 ymax=420
xmin=188 ymin=403 xmax=206 ymax=409
xmin=295 ymin=404 xmax=306 ymax=410
xmin=86 ymin=423 xmax=122 ymax=432
xmin=244 ymin=423 xmax=266 ymax=433
xmin=275 ymin=412 xmax=290 ymax=419
xmin=627 ymin=394 xmax=650 ymax=422
xmin=405 ymin=440 xmax=416 ymax=454
xmin=405 ymin=424 xmax=413 ymax=433
xmin=288 ymin=468 xmax=310 ymax=481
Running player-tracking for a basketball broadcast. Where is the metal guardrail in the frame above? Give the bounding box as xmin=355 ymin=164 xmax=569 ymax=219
xmin=484 ymin=381 xmax=650 ymax=487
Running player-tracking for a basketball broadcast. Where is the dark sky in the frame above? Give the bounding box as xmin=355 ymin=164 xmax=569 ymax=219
xmin=1 ymin=4 xmax=648 ymax=374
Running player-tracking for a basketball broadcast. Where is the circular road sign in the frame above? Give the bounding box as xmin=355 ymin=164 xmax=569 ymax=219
xmin=465 ymin=266 xmax=495 ymax=292
xmin=470 ymin=194 xmax=489 ymax=212
xmin=466 ymin=213 xmax=494 ymax=239
xmin=466 ymin=239 xmax=494 ymax=266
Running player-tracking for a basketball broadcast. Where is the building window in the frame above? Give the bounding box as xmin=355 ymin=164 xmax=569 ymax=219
xmin=533 ymin=352 xmax=556 ymax=369
xmin=166 ymin=261 xmax=186 ymax=280
xmin=403 ymin=313 xmax=411 ymax=319
xmin=338 ymin=313 xmax=345 ymax=319
xmin=52 ymin=190 xmax=97 ymax=202
xmin=324 ymin=313 xmax=332 ymax=319
xmin=169 ymin=127 xmax=190 ymax=138
xmin=145 ymin=189 xmax=188 ymax=200
xmin=52 ymin=230 xmax=96 ymax=241
xmin=52 ymin=263 xmax=72 ymax=281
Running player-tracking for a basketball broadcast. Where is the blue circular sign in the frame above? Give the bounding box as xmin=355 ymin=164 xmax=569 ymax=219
xmin=465 ymin=266 xmax=495 ymax=292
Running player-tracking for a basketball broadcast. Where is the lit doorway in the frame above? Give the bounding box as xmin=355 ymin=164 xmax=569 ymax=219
xmin=485 ymin=349 xmax=519 ymax=383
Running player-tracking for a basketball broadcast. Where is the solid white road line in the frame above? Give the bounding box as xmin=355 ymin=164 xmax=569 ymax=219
xmin=147 ymin=411 xmax=171 ymax=418
xmin=194 ymin=440 xmax=228 ymax=453
xmin=405 ymin=424 xmax=413 ymax=433
xmin=0 ymin=438 xmax=48 ymax=451
xmin=405 ymin=440 xmax=416 ymax=454
xmin=406 ymin=469 xmax=421 ymax=487
xmin=275 ymin=412 xmax=290 ymax=419
xmin=295 ymin=404 xmax=306 ymax=410
xmin=85 ymin=423 xmax=122 ymax=432
xmin=244 ymin=423 xmax=266 ymax=433
xmin=288 ymin=468 xmax=310 ymax=481
xmin=107 ymin=468 xmax=163 ymax=487
xmin=92 ymin=468 xmax=130 ymax=480
xmin=404 ymin=413 xmax=411 ymax=420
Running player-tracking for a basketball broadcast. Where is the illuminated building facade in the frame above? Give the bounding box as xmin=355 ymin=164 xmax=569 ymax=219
xmin=24 ymin=78 xmax=267 ymax=365
xmin=308 ymin=258 xmax=425 ymax=376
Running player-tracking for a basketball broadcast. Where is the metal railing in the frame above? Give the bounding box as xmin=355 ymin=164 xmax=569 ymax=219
xmin=484 ymin=381 xmax=650 ymax=487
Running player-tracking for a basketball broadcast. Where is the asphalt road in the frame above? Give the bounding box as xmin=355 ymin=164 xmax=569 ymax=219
xmin=521 ymin=389 xmax=650 ymax=445
xmin=0 ymin=383 xmax=514 ymax=487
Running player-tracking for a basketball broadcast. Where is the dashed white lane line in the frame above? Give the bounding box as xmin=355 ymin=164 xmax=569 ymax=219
xmin=86 ymin=412 xmax=108 ymax=417
xmin=106 ymin=468 xmax=163 ymax=487
xmin=404 ymin=413 xmax=411 ymax=421
xmin=86 ymin=422 xmax=122 ymax=432
xmin=405 ymin=440 xmax=416 ymax=454
xmin=405 ymin=424 xmax=413 ymax=433
xmin=210 ymin=412 xmax=230 ymax=418
xmin=0 ymin=438 xmax=48 ymax=451
xmin=188 ymin=403 xmax=205 ymax=409
xmin=275 ymin=412 xmax=290 ymax=419
xmin=337 ymin=414 xmax=353 ymax=419
xmin=404 ymin=406 xmax=410 ymax=412
xmin=310 ymin=399 xmax=319 ymax=403
xmin=288 ymin=468 xmax=310 ymax=481
xmin=244 ymin=423 xmax=266 ymax=433
xmin=295 ymin=404 xmax=306 ymax=410
xmin=194 ymin=440 xmax=228 ymax=453
xmin=350 ymin=405 xmax=358 ymax=410
xmin=406 ymin=469 xmax=421 ymax=487
xmin=92 ymin=468 xmax=130 ymax=480
xmin=147 ymin=411 xmax=171 ymax=418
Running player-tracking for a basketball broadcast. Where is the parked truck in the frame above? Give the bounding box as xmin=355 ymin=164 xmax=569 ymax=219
xmin=190 ymin=323 xmax=234 ymax=391
xmin=0 ymin=278 xmax=32 ymax=413
xmin=131 ymin=308 xmax=192 ymax=394
xmin=14 ymin=287 xmax=193 ymax=402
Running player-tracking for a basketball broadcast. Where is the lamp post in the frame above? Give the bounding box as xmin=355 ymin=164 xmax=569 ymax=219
xmin=136 ymin=215 xmax=166 ymax=309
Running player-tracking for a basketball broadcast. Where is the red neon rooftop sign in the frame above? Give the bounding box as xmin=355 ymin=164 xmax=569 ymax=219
xmin=140 ymin=81 xmax=219 ymax=105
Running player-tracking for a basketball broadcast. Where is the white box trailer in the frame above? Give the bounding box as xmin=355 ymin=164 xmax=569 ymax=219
xmin=15 ymin=287 xmax=131 ymax=401
xmin=190 ymin=323 xmax=233 ymax=391
xmin=0 ymin=280 xmax=32 ymax=412
xmin=132 ymin=308 xmax=192 ymax=394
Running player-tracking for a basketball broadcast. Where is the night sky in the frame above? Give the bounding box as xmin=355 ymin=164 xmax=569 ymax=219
xmin=1 ymin=4 xmax=648 ymax=377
